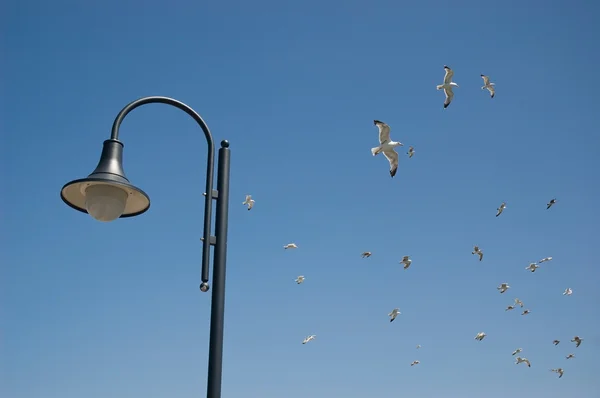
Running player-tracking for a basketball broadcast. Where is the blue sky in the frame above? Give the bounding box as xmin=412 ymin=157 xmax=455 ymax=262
xmin=2 ymin=0 xmax=600 ymax=397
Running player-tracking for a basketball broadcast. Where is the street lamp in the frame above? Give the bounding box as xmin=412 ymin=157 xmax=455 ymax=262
xmin=60 ymin=96 xmax=231 ymax=398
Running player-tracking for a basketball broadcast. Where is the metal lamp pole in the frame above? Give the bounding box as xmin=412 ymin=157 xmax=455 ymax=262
xmin=59 ymin=96 xmax=231 ymax=398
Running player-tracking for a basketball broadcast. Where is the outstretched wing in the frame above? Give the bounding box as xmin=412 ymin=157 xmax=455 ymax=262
xmin=443 ymin=66 xmax=454 ymax=85
xmin=375 ymin=121 xmax=391 ymax=144
xmin=481 ymin=74 xmax=490 ymax=86
xmin=487 ymin=85 xmax=495 ymax=98
xmin=383 ymin=148 xmax=399 ymax=177
xmin=443 ymin=86 xmax=454 ymax=108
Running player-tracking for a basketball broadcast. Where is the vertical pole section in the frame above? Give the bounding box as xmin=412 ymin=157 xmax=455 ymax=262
xmin=206 ymin=141 xmax=231 ymax=398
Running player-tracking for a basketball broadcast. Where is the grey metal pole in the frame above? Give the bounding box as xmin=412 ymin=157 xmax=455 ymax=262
xmin=206 ymin=140 xmax=231 ymax=398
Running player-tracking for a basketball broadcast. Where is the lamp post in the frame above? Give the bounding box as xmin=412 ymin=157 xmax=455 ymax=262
xmin=60 ymin=96 xmax=231 ymax=398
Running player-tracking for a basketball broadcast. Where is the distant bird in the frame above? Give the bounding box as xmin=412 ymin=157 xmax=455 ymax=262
xmin=563 ymin=288 xmax=573 ymax=296
xmin=566 ymin=353 xmax=575 ymax=360
xmin=475 ymin=332 xmax=487 ymax=341
xmin=400 ymin=255 xmax=412 ymax=270
xmin=538 ymin=257 xmax=553 ymax=263
xmin=388 ymin=308 xmax=401 ymax=322
xmin=515 ymin=357 xmax=531 ymax=367
xmin=437 ymin=65 xmax=459 ymax=108
xmin=361 ymin=251 xmax=372 ymax=258
xmin=553 ymin=340 xmax=560 ymax=346
xmin=521 ymin=309 xmax=531 ymax=316
xmin=512 ymin=348 xmax=522 ymax=356
xmin=496 ymin=202 xmax=506 ymax=217
xmin=302 ymin=335 xmax=316 ymax=344
xmin=571 ymin=336 xmax=583 ymax=347
xmin=525 ymin=263 xmax=540 ymax=272
xmin=472 ymin=246 xmax=484 ymax=261
xmin=497 ymin=283 xmax=510 ymax=294
xmin=547 ymin=199 xmax=557 ymax=209
xmin=371 ymin=120 xmax=403 ymax=178
xmin=242 ymin=195 xmax=255 ymax=210
xmin=515 ymin=298 xmax=524 ymax=308
xmin=551 ymin=368 xmax=564 ymax=378
xmin=284 ymin=243 xmax=298 ymax=250
xmin=480 ymin=74 xmax=496 ymax=98
xmin=407 ymin=146 xmax=415 ymax=158
xmin=410 ymin=360 xmax=420 ymax=366
xmin=505 ymin=305 xmax=515 ymax=311
xmin=295 ymin=276 xmax=305 ymax=284
xmin=416 ymin=345 xmax=421 ymax=349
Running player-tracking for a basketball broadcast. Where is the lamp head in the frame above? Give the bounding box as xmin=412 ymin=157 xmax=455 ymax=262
xmin=60 ymin=139 xmax=150 ymax=222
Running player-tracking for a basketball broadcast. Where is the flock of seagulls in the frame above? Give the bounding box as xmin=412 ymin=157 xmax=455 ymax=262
xmin=239 ymin=68 xmax=583 ymax=375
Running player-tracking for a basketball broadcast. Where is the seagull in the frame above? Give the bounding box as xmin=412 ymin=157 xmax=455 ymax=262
xmin=480 ymin=74 xmax=496 ymax=98
xmin=407 ymin=146 xmax=415 ymax=158
xmin=571 ymin=336 xmax=583 ymax=347
xmin=389 ymin=308 xmax=401 ymax=322
xmin=475 ymin=332 xmax=487 ymax=341
xmin=563 ymin=288 xmax=573 ymax=296
xmin=497 ymin=283 xmax=510 ymax=293
xmin=565 ymin=353 xmax=575 ymax=359
xmin=302 ymin=335 xmax=316 ymax=344
xmin=538 ymin=256 xmax=553 ymax=263
xmin=472 ymin=246 xmax=484 ymax=261
xmin=410 ymin=360 xmax=420 ymax=366
xmin=521 ymin=309 xmax=531 ymax=315
xmin=295 ymin=276 xmax=305 ymax=284
xmin=547 ymin=199 xmax=557 ymax=209
xmin=515 ymin=298 xmax=524 ymax=308
xmin=553 ymin=340 xmax=560 ymax=345
xmin=284 ymin=243 xmax=298 ymax=250
xmin=436 ymin=65 xmax=459 ymax=108
xmin=361 ymin=251 xmax=372 ymax=258
xmin=512 ymin=348 xmax=522 ymax=356
xmin=371 ymin=120 xmax=403 ymax=178
xmin=496 ymin=202 xmax=506 ymax=217
xmin=242 ymin=195 xmax=255 ymax=210
xmin=505 ymin=305 xmax=515 ymax=311
xmin=400 ymin=256 xmax=412 ymax=270
xmin=515 ymin=357 xmax=531 ymax=367
xmin=525 ymin=263 xmax=540 ymax=272
xmin=416 ymin=345 xmax=421 ymax=349
xmin=551 ymin=368 xmax=564 ymax=378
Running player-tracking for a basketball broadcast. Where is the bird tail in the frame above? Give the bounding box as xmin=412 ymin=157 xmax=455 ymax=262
xmin=436 ymin=84 xmax=444 ymax=90
xmin=371 ymin=146 xmax=382 ymax=156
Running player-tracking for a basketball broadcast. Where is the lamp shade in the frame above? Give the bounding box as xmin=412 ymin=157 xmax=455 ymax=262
xmin=60 ymin=139 xmax=150 ymax=220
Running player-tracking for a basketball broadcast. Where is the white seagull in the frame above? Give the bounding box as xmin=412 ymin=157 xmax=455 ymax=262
xmin=416 ymin=345 xmax=421 ymax=349
xmin=538 ymin=256 xmax=553 ymax=263
xmin=400 ymin=255 xmax=412 ymax=270
xmin=480 ymin=74 xmax=496 ymax=98
xmin=571 ymin=336 xmax=583 ymax=347
xmin=410 ymin=360 xmax=420 ymax=366
xmin=475 ymin=332 xmax=487 ymax=341
xmin=361 ymin=251 xmax=372 ymax=258
xmin=551 ymin=368 xmax=564 ymax=378
xmin=496 ymin=202 xmax=506 ymax=217
xmin=563 ymin=288 xmax=573 ymax=296
xmin=302 ymin=335 xmax=316 ymax=344
xmin=515 ymin=298 xmax=524 ymax=308
xmin=371 ymin=120 xmax=403 ymax=178
xmin=295 ymin=275 xmax=305 ymax=284
xmin=547 ymin=199 xmax=557 ymax=209
xmin=566 ymin=353 xmax=575 ymax=359
xmin=407 ymin=146 xmax=415 ymax=158
xmin=515 ymin=357 xmax=531 ymax=367
xmin=472 ymin=245 xmax=484 ymax=261
xmin=525 ymin=263 xmax=540 ymax=272
xmin=242 ymin=194 xmax=255 ymax=210
xmin=497 ymin=283 xmax=510 ymax=294
xmin=284 ymin=243 xmax=298 ymax=250
xmin=512 ymin=348 xmax=522 ymax=356
xmin=436 ymin=65 xmax=459 ymax=109
xmin=389 ymin=308 xmax=401 ymax=322
xmin=521 ymin=309 xmax=531 ymax=315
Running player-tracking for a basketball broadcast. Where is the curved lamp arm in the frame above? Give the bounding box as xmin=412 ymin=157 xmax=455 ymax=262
xmin=110 ymin=96 xmax=215 ymax=286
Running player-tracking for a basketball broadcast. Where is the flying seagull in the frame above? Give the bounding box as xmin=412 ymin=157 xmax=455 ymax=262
xmin=295 ymin=276 xmax=305 ymax=284
xmin=496 ymin=202 xmax=506 ymax=217
xmin=371 ymin=120 xmax=403 ymax=178
xmin=302 ymin=335 xmax=316 ymax=344
xmin=547 ymin=199 xmax=557 ymax=209
xmin=416 ymin=345 xmax=421 ymax=349
xmin=525 ymin=263 xmax=540 ymax=273
xmin=514 ymin=298 xmax=524 ymax=308
xmin=389 ymin=308 xmax=401 ymax=322
xmin=361 ymin=251 xmax=372 ymax=258
xmin=550 ymin=368 xmax=564 ymax=378
xmin=553 ymin=340 xmax=560 ymax=345
xmin=436 ymin=65 xmax=459 ymax=108
xmin=475 ymin=332 xmax=487 ymax=341
xmin=563 ymin=288 xmax=573 ymax=296
xmin=400 ymin=255 xmax=412 ymax=270
xmin=497 ymin=283 xmax=510 ymax=294
xmin=480 ymin=74 xmax=496 ymax=98
xmin=242 ymin=195 xmax=255 ymax=210
xmin=407 ymin=146 xmax=415 ymax=158
xmin=284 ymin=243 xmax=298 ymax=250
xmin=515 ymin=357 xmax=531 ymax=367
xmin=571 ymin=336 xmax=583 ymax=347
xmin=410 ymin=360 xmax=420 ymax=366
xmin=472 ymin=246 xmax=484 ymax=261
xmin=566 ymin=353 xmax=575 ymax=359
xmin=538 ymin=257 xmax=553 ymax=263
xmin=505 ymin=305 xmax=515 ymax=311
xmin=512 ymin=348 xmax=522 ymax=356
xmin=521 ymin=309 xmax=531 ymax=315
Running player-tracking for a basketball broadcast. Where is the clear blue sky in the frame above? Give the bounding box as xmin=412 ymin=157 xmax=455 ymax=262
xmin=2 ymin=0 xmax=600 ymax=397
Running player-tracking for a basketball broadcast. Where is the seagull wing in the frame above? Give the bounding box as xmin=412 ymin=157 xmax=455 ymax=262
xmin=382 ymin=148 xmax=399 ymax=177
xmin=478 ymin=251 xmax=483 ymax=261
xmin=481 ymin=75 xmax=490 ymax=86
xmin=487 ymin=85 xmax=495 ymax=98
xmin=443 ymin=86 xmax=454 ymax=108
xmin=443 ymin=67 xmax=454 ymax=85
xmin=376 ymin=122 xmax=391 ymax=144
